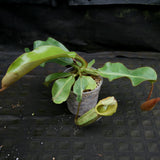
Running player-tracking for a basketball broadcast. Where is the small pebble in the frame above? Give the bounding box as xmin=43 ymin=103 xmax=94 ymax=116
xmin=40 ymin=142 xmax=43 ymax=145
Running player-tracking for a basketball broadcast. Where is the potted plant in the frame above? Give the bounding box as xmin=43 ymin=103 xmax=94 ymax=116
xmin=0 ymin=37 xmax=159 ymax=126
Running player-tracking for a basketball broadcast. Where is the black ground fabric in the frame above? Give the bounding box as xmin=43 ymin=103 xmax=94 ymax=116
xmin=0 ymin=49 xmax=160 ymax=160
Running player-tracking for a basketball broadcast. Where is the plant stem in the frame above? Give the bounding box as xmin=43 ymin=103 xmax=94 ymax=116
xmin=74 ymin=101 xmax=82 ymax=123
xmin=83 ymin=68 xmax=99 ymax=76
xmin=147 ymin=83 xmax=154 ymax=100
xmin=72 ymin=64 xmax=79 ymax=71
xmin=75 ymin=54 xmax=88 ymax=68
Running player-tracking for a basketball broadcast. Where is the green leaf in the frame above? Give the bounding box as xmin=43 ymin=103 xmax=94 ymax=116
xmin=46 ymin=37 xmax=69 ymax=51
xmin=1 ymin=45 xmax=77 ymax=90
xmin=73 ymin=76 xmax=88 ymax=102
xmin=73 ymin=76 xmax=97 ymax=102
xmin=75 ymin=61 xmax=82 ymax=67
xmin=33 ymin=37 xmax=69 ymax=51
xmin=24 ymin=48 xmax=30 ymax=53
xmin=88 ymin=59 xmax=95 ymax=68
xmin=44 ymin=72 xmax=72 ymax=86
xmin=83 ymin=76 xmax=97 ymax=90
xmin=97 ymin=62 xmax=157 ymax=86
xmin=34 ymin=37 xmax=73 ymax=67
xmin=33 ymin=40 xmax=46 ymax=49
xmin=53 ymin=57 xmax=73 ymax=66
xmin=40 ymin=57 xmax=73 ymax=67
xmin=52 ymin=76 xmax=75 ymax=104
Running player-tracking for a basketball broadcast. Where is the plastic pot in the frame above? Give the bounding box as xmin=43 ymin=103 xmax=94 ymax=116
xmin=65 ymin=68 xmax=103 ymax=116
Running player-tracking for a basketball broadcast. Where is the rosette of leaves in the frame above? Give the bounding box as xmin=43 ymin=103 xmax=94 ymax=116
xmin=0 ymin=37 xmax=159 ymax=126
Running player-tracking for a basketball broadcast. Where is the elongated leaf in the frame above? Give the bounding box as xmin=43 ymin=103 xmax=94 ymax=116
xmin=44 ymin=72 xmax=71 ymax=86
xmin=73 ymin=76 xmax=88 ymax=102
xmin=34 ymin=37 xmax=73 ymax=67
xmin=40 ymin=57 xmax=73 ymax=67
xmin=97 ymin=62 xmax=157 ymax=86
xmin=87 ymin=59 xmax=95 ymax=68
xmin=83 ymin=76 xmax=97 ymax=90
xmin=33 ymin=37 xmax=69 ymax=51
xmin=1 ymin=45 xmax=76 ymax=90
xmin=52 ymin=76 xmax=75 ymax=104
